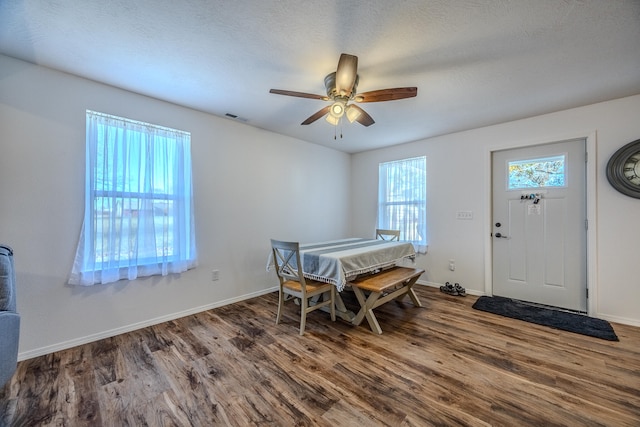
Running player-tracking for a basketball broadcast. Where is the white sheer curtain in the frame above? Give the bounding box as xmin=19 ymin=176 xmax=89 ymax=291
xmin=69 ymin=111 xmax=197 ymax=286
xmin=377 ymin=156 xmax=427 ymax=254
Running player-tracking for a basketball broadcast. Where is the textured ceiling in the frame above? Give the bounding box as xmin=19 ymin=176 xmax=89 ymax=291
xmin=1 ymin=0 xmax=639 ymax=153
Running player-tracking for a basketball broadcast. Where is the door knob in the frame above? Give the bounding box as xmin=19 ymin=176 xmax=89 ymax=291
xmin=495 ymin=232 xmax=508 ymax=238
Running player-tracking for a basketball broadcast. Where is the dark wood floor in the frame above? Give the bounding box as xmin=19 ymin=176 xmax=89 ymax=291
xmin=2 ymin=286 xmax=639 ymax=426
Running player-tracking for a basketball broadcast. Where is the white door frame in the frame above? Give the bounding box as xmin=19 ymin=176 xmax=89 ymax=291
xmin=483 ymin=131 xmax=598 ymax=316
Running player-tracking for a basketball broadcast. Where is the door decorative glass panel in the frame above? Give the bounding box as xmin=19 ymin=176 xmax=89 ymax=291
xmin=508 ymin=155 xmax=566 ymax=189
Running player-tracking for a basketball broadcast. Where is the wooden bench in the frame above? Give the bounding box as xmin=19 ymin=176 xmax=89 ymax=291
xmin=349 ymin=266 xmax=425 ymax=334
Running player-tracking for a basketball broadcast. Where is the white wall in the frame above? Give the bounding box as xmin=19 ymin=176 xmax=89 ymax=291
xmin=2 ymin=54 xmax=638 ymax=360
xmin=351 ymin=94 xmax=640 ymax=327
xmin=0 ymin=55 xmax=351 ymax=359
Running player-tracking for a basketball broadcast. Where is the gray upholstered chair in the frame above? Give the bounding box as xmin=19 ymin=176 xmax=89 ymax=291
xmin=0 ymin=245 xmax=20 ymax=387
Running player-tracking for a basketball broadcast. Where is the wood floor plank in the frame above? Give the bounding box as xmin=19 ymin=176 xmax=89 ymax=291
xmin=3 ymin=286 xmax=640 ymax=426
xmin=151 ymin=346 xmax=228 ymax=425
xmin=8 ymin=353 xmax=62 ymax=425
xmin=54 ymin=346 xmax=102 ymax=426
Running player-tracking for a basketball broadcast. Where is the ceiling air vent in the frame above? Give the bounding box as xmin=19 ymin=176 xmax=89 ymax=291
xmin=225 ymin=113 xmax=248 ymax=123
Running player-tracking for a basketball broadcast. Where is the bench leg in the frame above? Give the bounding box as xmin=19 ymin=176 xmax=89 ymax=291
xmin=351 ymin=286 xmax=384 ymax=334
xmin=351 ymin=276 xmax=423 ymax=334
xmin=401 ymin=277 xmax=422 ymax=307
xmin=406 ymin=286 xmax=422 ymax=307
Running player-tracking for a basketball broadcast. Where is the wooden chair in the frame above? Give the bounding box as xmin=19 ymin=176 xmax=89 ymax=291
xmin=376 ymin=229 xmax=400 ymax=241
xmin=270 ymin=239 xmax=336 ymax=335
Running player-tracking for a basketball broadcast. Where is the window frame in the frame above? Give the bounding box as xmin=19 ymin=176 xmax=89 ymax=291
xmin=69 ymin=110 xmax=197 ymax=286
xmin=377 ymin=156 xmax=427 ymax=253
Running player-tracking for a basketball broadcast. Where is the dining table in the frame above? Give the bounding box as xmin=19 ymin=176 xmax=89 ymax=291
xmin=268 ymin=237 xmax=417 ymax=321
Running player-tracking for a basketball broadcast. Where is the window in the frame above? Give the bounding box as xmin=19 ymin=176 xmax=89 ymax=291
xmin=508 ymin=155 xmax=566 ymax=189
xmin=69 ymin=111 xmax=197 ymax=286
xmin=377 ymin=156 xmax=427 ymax=253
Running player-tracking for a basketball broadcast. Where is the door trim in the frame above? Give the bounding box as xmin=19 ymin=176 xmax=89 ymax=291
xmin=483 ymin=131 xmax=597 ymax=316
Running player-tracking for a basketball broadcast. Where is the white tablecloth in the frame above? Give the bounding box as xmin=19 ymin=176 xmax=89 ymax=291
xmin=269 ymin=238 xmax=416 ymax=292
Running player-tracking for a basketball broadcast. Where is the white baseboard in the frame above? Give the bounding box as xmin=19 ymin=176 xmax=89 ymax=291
xmin=30 ymin=282 xmax=633 ymax=361
xmin=18 ymin=281 xmax=476 ymax=361
xmin=593 ymin=313 xmax=640 ymax=328
xmin=18 ymin=286 xmax=279 ymax=361
xmin=417 ymin=280 xmax=484 ymax=296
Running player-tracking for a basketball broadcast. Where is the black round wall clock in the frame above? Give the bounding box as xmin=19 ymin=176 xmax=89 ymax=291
xmin=606 ymin=138 xmax=640 ymax=199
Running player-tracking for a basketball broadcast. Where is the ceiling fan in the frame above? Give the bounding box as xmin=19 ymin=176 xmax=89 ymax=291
xmin=269 ymin=53 xmax=417 ymax=128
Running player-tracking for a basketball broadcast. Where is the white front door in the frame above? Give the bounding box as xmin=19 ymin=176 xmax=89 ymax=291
xmin=492 ymin=139 xmax=587 ymax=312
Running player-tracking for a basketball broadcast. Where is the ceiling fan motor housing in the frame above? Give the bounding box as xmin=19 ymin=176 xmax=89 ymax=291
xmin=324 ymin=72 xmax=359 ymax=100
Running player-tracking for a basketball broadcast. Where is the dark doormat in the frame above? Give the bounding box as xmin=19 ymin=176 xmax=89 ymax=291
xmin=472 ymin=296 xmax=619 ymax=341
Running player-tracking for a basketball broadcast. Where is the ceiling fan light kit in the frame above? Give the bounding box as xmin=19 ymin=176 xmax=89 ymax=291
xmin=270 ymin=53 xmax=417 ymax=133
xmin=325 ymin=113 xmax=340 ymax=126
xmin=346 ymin=104 xmax=361 ymax=123
xmin=330 ymin=101 xmax=345 ymax=117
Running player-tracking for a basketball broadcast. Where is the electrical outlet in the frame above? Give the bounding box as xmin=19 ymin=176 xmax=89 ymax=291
xmin=449 ymin=260 xmax=455 ymax=271
xmin=211 ymin=270 xmax=219 ymax=281
xmin=456 ymin=211 xmax=473 ymax=220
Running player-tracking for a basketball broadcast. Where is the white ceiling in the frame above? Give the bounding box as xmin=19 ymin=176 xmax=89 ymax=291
xmin=1 ymin=0 xmax=639 ymax=153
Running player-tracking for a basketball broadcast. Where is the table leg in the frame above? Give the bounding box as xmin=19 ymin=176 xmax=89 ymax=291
xmin=313 ymin=291 xmax=355 ymax=322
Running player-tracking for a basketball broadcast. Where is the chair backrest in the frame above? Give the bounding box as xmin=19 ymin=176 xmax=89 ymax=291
xmin=270 ymin=239 xmax=305 ymax=284
xmin=376 ymin=229 xmax=400 ymax=241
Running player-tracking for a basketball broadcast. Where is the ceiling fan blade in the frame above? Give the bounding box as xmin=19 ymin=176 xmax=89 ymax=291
xmin=355 ymin=87 xmax=417 ymax=103
xmin=335 ymin=53 xmax=358 ymax=97
xmin=270 ymin=89 xmax=328 ymax=101
xmin=350 ymin=104 xmax=375 ymax=127
xmin=301 ymin=105 xmax=331 ymax=125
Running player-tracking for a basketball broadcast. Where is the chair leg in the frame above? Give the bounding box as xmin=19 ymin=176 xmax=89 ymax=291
xmin=276 ymin=289 xmax=284 ymax=325
xmin=299 ymin=297 xmax=307 ymax=336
